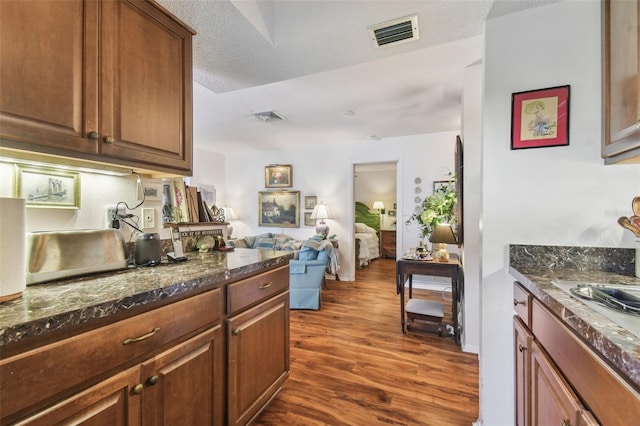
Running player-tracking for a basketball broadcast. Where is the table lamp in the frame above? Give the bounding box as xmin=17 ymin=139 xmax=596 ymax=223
xmin=223 ymin=206 xmax=236 ymax=238
xmin=429 ymin=223 xmax=457 ymax=262
xmin=310 ymin=202 xmax=332 ymax=238
xmin=372 ymin=201 xmax=385 ymax=229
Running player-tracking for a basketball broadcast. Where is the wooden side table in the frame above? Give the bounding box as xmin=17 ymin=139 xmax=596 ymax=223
xmin=396 ymin=254 xmax=462 ymax=345
xmin=380 ymin=230 xmax=396 ymax=258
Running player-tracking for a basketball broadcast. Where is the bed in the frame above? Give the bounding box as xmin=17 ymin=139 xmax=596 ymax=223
xmin=355 ymin=202 xmax=381 ymax=267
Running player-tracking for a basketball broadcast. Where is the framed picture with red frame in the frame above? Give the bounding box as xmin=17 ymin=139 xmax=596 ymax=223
xmin=511 ymin=85 xmax=570 ymax=150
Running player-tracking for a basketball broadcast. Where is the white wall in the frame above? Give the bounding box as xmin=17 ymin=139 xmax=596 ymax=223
xmin=461 ymin=61 xmax=483 ymax=354
xmin=224 ymin=131 xmax=458 ymax=281
xmin=480 ymin=2 xmax=640 ymax=425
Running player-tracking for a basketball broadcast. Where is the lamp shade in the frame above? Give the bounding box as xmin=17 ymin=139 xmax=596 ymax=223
xmin=372 ymin=201 xmax=385 ymax=210
xmin=223 ymin=207 xmax=235 ymax=220
xmin=429 ymin=223 xmax=457 ymax=244
xmin=310 ymin=202 xmax=332 ymax=221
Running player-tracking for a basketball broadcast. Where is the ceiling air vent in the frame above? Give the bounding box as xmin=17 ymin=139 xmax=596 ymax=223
xmin=368 ymin=14 xmax=419 ymax=49
xmin=254 ymin=110 xmax=286 ymax=122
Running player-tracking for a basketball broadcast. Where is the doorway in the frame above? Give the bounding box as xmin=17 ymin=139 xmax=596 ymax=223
xmin=353 ymin=162 xmax=398 ymax=273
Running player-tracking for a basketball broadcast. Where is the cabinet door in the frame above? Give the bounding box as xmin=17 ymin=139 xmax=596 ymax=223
xmin=141 ymin=326 xmax=224 ymax=426
xmin=514 ymin=317 xmax=531 ymax=426
xmin=15 ymin=366 xmax=141 ymax=426
xmin=100 ymin=0 xmax=193 ymax=173
xmin=530 ymin=341 xmax=585 ymax=426
xmin=227 ymin=292 xmax=290 ymax=426
xmin=602 ymin=0 xmax=640 ymax=160
xmin=0 ymin=0 xmax=99 ymax=153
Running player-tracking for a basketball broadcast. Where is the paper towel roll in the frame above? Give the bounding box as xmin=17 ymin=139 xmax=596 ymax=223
xmin=0 ymin=197 xmax=26 ymax=302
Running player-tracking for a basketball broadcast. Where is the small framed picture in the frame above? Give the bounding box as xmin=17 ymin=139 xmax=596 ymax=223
xmin=433 ymin=180 xmax=454 ymax=193
xmin=143 ymin=182 xmax=163 ymax=202
xmin=304 ymin=212 xmax=315 ymax=226
xmin=14 ymin=164 xmax=80 ymax=209
xmin=511 ymin=85 xmax=570 ymax=150
xmin=265 ymin=164 xmax=292 ymax=188
xmin=305 ymin=196 xmax=317 ymax=210
xmin=388 ymin=210 xmax=396 ymax=217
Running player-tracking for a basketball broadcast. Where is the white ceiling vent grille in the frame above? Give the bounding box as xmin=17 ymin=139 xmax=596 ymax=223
xmin=368 ymin=14 xmax=419 ymax=49
xmin=254 ymin=110 xmax=286 ymax=122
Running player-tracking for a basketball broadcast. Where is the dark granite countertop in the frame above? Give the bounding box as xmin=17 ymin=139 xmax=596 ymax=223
xmin=509 ymin=245 xmax=639 ymax=391
xmin=0 ymin=248 xmax=293 ymax=351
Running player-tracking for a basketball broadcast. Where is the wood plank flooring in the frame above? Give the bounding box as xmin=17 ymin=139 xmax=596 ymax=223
xmin=253 ymin=258 xmax=479 ymax=426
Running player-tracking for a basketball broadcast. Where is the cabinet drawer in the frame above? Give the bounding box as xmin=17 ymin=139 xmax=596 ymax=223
xmin=227 ymin=266 xmax=289 ymax=315
xmin=0 ymin=288 xmax=221 ymax=421
xmin=532 ymin=299 xmax=640 ymax=425
xmin=513 ymin=281 xmax=532 ymax=327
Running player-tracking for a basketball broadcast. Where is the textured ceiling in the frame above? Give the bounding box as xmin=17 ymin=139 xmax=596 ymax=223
xmin=155 ymin=0 xmax=559 ymax=154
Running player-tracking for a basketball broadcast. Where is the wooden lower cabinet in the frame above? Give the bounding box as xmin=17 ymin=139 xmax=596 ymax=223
xmin=227 ymin=292 xmax=290 ymax=426
xmin=514 ymin=317 xmax=531 ymax=426
xmin=141 ymin=326 xmax=224 ymax=426
xmin=530 ymin=341 xmax=595 ymax=426
xmin=15 ymin=366 xmax=141 ymax=426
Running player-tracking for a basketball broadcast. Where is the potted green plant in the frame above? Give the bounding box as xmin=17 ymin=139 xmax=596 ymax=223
xmin=407 ymin=174 xmax=458 ymax=240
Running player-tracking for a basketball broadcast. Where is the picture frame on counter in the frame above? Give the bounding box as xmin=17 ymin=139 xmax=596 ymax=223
xmin=265 ymin=164 xmax=292 ymax=188
xmin=14 ymin=164 xmax=80 ymax=209
xmin=258 ymin=190 xmax=300 ymax=228
xmin=511 ymin=85 xmax=570 ymax=150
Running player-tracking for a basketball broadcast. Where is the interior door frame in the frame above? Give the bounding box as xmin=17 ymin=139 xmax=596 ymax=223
xmin=349 ymin=159 xmax=402 ymax=281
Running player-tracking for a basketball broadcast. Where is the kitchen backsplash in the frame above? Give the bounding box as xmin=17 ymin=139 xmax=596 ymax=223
xmin=509 ymin=245 xmax=635 ymax=276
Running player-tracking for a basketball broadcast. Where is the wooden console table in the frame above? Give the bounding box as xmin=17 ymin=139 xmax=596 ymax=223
xmin=396 ymin=254 xmax=462 ymax=345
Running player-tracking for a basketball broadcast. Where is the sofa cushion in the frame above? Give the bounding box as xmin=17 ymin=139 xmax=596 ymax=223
xmin=255 ymin=237 xmax=276 ymax=248
xmin=298 ymin=246 xmax=318 ymax=260
xmin=316 ymin=250 xmax=329 ymax=263
xmin=246 ymin=233 xmax=272 ymax=248
xmin=228 ymin=238 xmax=249 ymax=248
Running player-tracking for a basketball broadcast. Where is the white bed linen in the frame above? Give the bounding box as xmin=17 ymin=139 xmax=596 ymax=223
xmin=355 ymin=232 xmax=380 ymax=266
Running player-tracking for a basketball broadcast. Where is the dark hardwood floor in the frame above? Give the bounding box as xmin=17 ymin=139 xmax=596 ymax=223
xmin=253 ymin=258 xmax=479 ymax=425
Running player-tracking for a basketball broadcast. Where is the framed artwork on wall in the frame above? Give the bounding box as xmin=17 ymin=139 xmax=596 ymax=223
xmin=14 ymin=164 xmax=80 ymax=209
xmin=264 ymin=164 xmax=292 ymax=188
xmin=304 ymin=196 xmax=317 ymax=210
xmin=258 ymin=190 xmax=300 ymax=228
xmin=304 ymin=212 xmax=315 ymax=226
xmin=511 ymin=85 xmax=570 ymax=150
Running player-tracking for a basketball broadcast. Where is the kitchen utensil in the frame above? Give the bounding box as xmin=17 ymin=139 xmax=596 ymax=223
xmin=617 ymin=216 xmax=640 ymax=237
xmin=134 ymin=233 xmax=162 ymax=266
xmin=633 ymin=196 xmax=640 ymax=216
xmin=26 ymin=229 xmax=128 ymax=284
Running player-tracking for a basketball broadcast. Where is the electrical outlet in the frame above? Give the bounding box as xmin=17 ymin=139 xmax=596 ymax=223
xmin=142 ymin=208 xmax=155 ymax=229
xmin=106 ymin=205 xmax=126 ymax=228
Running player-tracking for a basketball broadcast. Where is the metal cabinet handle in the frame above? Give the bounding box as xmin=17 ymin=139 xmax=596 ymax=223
xmin=103 ymin=135 xmax=115 ymax=144
xmin=123 ymin=327 xmax=160 ymax=345
xmin=132 ymin=384 xmax=144 ymax=394
xmin=518 ymin=344 xmax=527 ymax=352
xmin=513 ymin=299 xmax=525 ymax=306
xmin=87 ymin=131 xmax=99 ymax=140
xmin=259 ymin=282 xmax=272 ymax=289
xmin=232 ymin=328 xmax=241 ymax=336
xmin=147 ymin=375 xmax=159 ymax=386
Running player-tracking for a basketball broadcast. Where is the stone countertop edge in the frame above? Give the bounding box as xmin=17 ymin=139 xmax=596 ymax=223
xmin=0 ymin=248 xmax=294 ymax=350
xmin=509 ymin=265 xmax=640 ymax=391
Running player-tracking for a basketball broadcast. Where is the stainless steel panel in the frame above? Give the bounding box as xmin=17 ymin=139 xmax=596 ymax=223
xmin=26 ymin=229 xmax=128 ymax=285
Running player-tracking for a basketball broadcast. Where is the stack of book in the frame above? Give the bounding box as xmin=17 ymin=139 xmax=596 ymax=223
xmin=161 ymin=179 xmax=222 ymax=224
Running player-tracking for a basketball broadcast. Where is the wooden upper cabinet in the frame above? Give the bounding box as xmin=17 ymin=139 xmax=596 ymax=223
xmin=602 ymin=0 xmax=640 ymax=164
xmin=0 ymin=0 xmax=99 ymax=154
xmin=100 ymin=0 xmax=193 ymax=173
xmin=0 ymin=0 xmax=194 ymax=175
